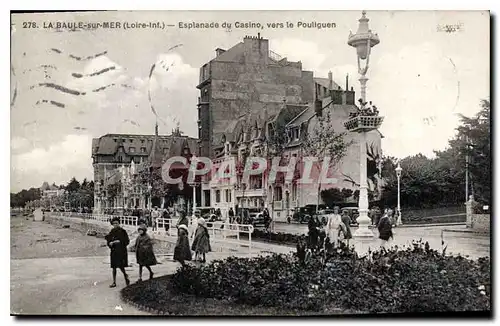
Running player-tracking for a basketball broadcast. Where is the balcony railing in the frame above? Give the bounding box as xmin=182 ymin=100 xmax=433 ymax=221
xmin=235 ymin=188 xmax=265 ymax=198
xmin=273 ymin=201 xmax=283 ymax=210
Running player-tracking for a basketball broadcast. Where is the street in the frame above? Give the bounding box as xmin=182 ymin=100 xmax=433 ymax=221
xmin=265 ymin=222 xmax=490 ymax=259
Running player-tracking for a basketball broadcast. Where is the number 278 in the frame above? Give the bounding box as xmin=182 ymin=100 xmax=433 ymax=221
xmin=23 ymin=22 xmax=37 ymax=28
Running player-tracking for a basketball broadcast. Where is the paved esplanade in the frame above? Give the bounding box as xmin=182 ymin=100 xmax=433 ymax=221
xmin=11 ymin=216 xmax=489 ymax=315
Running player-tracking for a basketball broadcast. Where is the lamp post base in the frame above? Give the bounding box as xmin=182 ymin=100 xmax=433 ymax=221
xmin=353 ymin=212 xmax=374 ymax=238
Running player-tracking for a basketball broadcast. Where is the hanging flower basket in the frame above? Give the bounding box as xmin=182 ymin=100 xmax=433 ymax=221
xmin=344 ymin=115 xmax=384 ymax=132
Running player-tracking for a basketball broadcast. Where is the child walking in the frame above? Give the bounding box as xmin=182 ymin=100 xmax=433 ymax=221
xmin=134 ymin=225 xmax=157 ymax=282
xmin=105 ymin=217 xmax=130 ymax=288
xmin=173 ymin=224 xmax=192 ymax=266
xmin=191 ymin=218 xmax=211 ymax=263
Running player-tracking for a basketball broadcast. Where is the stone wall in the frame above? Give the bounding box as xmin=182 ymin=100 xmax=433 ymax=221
xmin=471 ymin=214 xmax=490 ymax=233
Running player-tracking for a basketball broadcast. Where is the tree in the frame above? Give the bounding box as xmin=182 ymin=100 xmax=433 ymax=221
xmin=454 ymin=99 xmax=490 ymax=204
xmin=66 ymin=177 xmax=80 ymax=194
xmin=302 ymin=110 xmax=352 ymax=211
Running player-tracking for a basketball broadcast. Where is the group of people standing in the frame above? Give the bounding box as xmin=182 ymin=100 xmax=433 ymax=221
xmin=305 ymin=206 xmax=395 ymax=253
xmin=104 ymin=210 xmax=212 ymax=288
xmin=307 ymin=206 xmax=353 ymax=252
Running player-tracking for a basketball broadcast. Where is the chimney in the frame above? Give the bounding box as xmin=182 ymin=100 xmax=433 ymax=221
xmin=328 ymin=71 xmax=333 ymax=90
xmin=215 ymin=48 xmax=226 ymax=57
xmin=346 ymin=74 xmax=349 ymax=91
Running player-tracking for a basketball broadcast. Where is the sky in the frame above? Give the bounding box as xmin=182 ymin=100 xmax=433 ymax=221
xmin=10 ymin=10 xmax=490 ymax=192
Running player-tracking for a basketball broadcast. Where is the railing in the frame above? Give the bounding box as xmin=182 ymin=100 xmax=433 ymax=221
xmin=273 ymin=201 xmax=283 ymax=210
xmin=51 ymin=213 xmax=254 ymax=253
xmin=153 ymin=218 xmax=254 ymax=253
xmin=56 ymin=212 xmax=138 ymax=227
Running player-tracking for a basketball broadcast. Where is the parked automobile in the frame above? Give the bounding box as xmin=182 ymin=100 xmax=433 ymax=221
xmin=287 ymin=207 xmax=311 ymax=224
xmin=315 ymin=208 xmax=335 ymax=225
xmin=248 ymin=208 xmax=266 ymax=226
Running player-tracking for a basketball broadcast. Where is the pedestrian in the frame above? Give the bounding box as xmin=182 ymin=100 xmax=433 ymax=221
xmin=263 ymin=208 xmax=271 ymax=230
xmin=151 ymin=206 xmax=160 ymax=231
xmin=307 ymin=215 xmax=320 ymax=252
xmin=296 ymin=235 xmax=307 ymax=265
xmin=173 ymin=224 xmax=192 ymax=266
xmin=377 ymin=211 xmax=394 ymax=248
xmin=325 ymin=206 xmax=346 ymax=248
xmin=176 ymin=210 xmax=189 ymax=232
xmin=191 ymin=217 xmax=211 ymax=263
xmin=340 ymin=210 xmax=352 ymax=245
xmin=105 ymin=217 xmax=131 ymax=288
xmin=228 ymin=207 xmax=235 ymax=224
xmin=162 ymin=208 xmax=171 ymax=232
xmin=134 ymin=225 xmax=157 ymax=282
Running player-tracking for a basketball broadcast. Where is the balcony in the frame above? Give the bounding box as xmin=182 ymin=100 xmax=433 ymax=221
xmin=344 ymin=115 xmax=384 ymax=133
xmin=235 ymin=188 xmax=265 ymax=198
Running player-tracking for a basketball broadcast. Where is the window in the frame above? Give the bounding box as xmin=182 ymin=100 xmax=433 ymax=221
xmin=114 ymin=139 xmax=117 ymax=142
xmin=292 ymin=183 xmax=298 ymax=201
xmin=225 ymin=189 xmax=232 ymax=202
xmin=215 ymin=190 xmax=221 ymax=203
xmin=273 ymin=187 xmax=283 ymax=201
xmin=163 ymin=148 xmax=168 ymax=154
xmin=129 ymin=139 xmax=133 ymax=143
xmin=141 ymin=147 xmax=146 ymax=153
xmin=141 ymin=139 xmax=145 ymax=144
xmin=129 ymin=147 xmax=135 ymax=153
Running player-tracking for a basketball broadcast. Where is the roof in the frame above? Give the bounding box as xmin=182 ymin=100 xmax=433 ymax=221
xmin=92 ymin=133 xmax=198 ymax=157
xmin=41 ymin=182 xmax=59 ymax=191
xmin=271 ymin=103 xmax=309 ymax=127
xmin=314 ymin=77 xmax=342 ymax=91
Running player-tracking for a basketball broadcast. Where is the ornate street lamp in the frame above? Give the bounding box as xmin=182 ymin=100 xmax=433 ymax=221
xmin=344 ymin=11 xmax=383 ymax=238
xmin=347 ymin=10 xmax=380 ymax=101
xmin=395 ymin=162 xmax=403 ymax=226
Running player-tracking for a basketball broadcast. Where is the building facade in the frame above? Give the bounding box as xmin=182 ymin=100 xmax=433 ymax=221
xmin=91 ymin=126 xmax=198 ymax=213
xmin=197 ymin=35 xmax=383 ymax=221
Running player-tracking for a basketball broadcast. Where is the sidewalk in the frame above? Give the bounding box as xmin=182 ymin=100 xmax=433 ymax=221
xmin=274 ymin=220 xmax=466 ymax=228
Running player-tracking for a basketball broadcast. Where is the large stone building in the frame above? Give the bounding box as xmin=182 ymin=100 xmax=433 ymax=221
xmin=91 ymin=126 xmax=198 ymax=213
xmin=196 ymin=35 xmax=383 ymax=221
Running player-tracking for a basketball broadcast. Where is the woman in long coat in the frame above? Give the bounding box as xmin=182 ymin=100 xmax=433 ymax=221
xmin=174 ymin=224 xmax=192 ymax=266
xmin=134 ymin=225 xmax=157 ymax=281
xmin=377 ymin=212 xmax=394 ymax=248
xmin=105 ymin=217 xmax=130 ymax=288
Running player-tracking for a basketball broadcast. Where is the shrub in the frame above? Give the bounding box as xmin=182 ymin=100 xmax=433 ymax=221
xmin=170 ymin=241 xmax=490 ymax=313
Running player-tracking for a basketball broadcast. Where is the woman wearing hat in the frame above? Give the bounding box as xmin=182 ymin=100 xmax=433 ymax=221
xmin=134 ymin=224 xmax=157 ymax=282
xmin=173 ymin=224 xmax=192 ymax=266
xmin=191 ymin=217 xmax=211 ymax=263
xmin=104 ymin=217 xmax=130 ymax=288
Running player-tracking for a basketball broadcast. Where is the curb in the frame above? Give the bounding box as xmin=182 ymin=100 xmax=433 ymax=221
xmin=443 ymin=228 xmax=489 ymax=236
